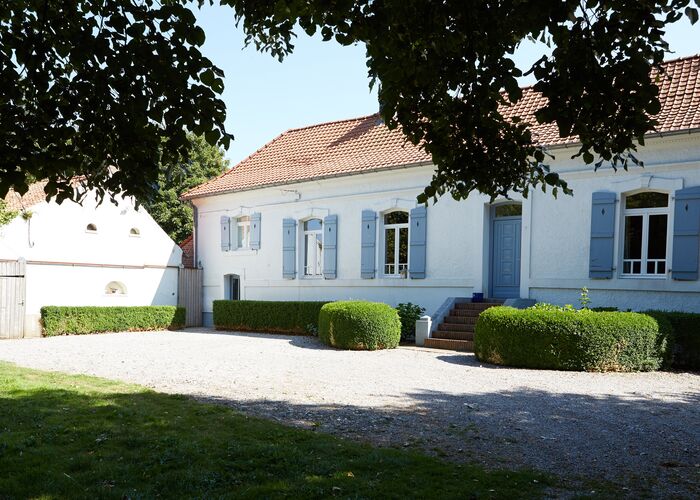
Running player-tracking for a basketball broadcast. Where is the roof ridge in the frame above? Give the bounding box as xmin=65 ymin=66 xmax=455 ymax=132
xmin=284 ymin=113 xmax=380 ymax=134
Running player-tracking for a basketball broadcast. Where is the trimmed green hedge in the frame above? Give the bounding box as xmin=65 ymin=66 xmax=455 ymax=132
xmin=474 ymin=306 xmax=667 ymax=372
xmin=41 ymin=306 xmax=185 ymax=336
xmin=213 ymin=300 xmax=327 ymax=335
xmin=318 ymin=301 xmax=401 ymax=350
xmin=644 ymin=311 xmax=700 ymax=371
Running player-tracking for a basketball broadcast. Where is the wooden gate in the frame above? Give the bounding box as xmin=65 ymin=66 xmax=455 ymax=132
xmin=178 ymin=267 xmax=202 ymax=327
xmin=0 ymin=259 xmax=26 ymax=339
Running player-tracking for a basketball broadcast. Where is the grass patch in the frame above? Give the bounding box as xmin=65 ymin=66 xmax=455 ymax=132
xmin=0 ymin=362 xmax=550 ymax=498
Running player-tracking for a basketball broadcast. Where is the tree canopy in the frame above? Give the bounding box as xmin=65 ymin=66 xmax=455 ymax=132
xmin=2 ymin=1 xmax=698 ymax=205
xmin=142 ymin=134 xmax=228 ymax=243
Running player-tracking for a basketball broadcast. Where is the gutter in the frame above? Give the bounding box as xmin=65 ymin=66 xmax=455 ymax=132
xmin=0 ymin=259 xmax=179 ymax=270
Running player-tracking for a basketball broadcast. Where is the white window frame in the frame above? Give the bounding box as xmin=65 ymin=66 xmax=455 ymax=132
xmin=235 ymin=216 xmax=251 ymax=250
xmin=621 ymin=191 xmax=671 ymax=278
xmin=382 ymin=210 xmax=409 ymax=278
xmin=303 ymin=218 xmax=323 ymax=277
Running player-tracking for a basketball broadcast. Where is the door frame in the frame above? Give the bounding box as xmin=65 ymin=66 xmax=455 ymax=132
xmin=489 ymin=203 xmax=522 ymax=299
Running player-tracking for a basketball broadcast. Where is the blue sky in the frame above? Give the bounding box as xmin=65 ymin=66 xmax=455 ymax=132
xmin=195 ymin=5 xmax=699 ymax=165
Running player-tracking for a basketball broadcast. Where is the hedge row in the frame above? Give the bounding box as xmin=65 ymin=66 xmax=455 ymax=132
xmin=212 ymin=300 xmax=327 ymax=335
xmin=318 ymin=301 xmax=400 ymax=350
xmin=41 ymin=306 xmax=185 ymax=336
xmin=644 ymin=310 xmax=700 ymax=371
xmin=474 ymin=307 xmax=668 ymax=372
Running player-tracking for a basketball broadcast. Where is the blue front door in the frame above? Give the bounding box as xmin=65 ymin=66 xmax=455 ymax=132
xmin=491 ymin=215 xmax=522 ymax=299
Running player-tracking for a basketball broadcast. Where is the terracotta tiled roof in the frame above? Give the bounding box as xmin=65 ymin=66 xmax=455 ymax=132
xmin=184 ymin=54 xmax=700 ymax=200
xmin=182 ymin=115 xmax=431 ymax=199
xmin=3 ymin=180 xmax=49 ymax=211
xmin=501 ymin=54 xmax=700 ymax=147
xmin=180 ymin=234 xmax=195 ymax=268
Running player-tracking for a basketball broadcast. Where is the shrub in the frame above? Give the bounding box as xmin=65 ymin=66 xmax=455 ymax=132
xmin=318 ymin=301 xmax=401 ymax=350
xmin=474 ymin=306 xmax=666 ymax=372
xmin=212 ymin=300 xmax=327 ymax=335
xmin=396 ymin=302 xmax=425 ymax=341
xmin=41 ymin=306 xmax=185 ymax=336
xmin=644 ymin=311 xmax=700 ymax=371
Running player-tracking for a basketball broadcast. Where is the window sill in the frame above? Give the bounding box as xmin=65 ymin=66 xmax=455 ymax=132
xmin=618 ymin=274 xmax=668 ymax=280
xmin=225 ymin=249 xmax=257 ymax=256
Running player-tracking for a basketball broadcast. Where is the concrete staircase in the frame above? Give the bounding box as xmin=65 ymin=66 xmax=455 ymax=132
xmin=424 ymin=301 xmax=503 ymax=352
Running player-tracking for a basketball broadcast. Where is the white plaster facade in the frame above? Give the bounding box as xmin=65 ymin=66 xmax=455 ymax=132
xmin=191 ymin=132 xmax=700 ymax=322
xmin=0 ymin=191 xmax=182 ymax=337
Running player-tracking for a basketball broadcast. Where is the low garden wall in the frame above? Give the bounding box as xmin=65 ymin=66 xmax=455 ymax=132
xmin=41 ymin=306 xmax=185 ymax=336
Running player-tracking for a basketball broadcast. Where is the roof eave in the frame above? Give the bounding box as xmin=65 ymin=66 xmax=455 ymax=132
xmin=180 ymin=160 xmax=434 ymax=202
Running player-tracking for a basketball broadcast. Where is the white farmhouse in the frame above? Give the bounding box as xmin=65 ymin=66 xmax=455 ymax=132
xmin=183 ymin=55 xmax=700 ymax=348
xmin=0 ymin=181 xmax=182 ymax=338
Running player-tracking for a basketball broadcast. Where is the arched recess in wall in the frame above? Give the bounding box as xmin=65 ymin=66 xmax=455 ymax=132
xmin=86 ymin=223 xmax=97 ymax=232
xmin=105 ymin=281 xmax=127 ymax=295
xmin=129 ymin=227 xmax=140 ymax=236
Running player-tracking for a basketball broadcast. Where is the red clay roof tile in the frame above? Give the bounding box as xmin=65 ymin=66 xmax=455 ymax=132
xmin=182 ymin=54 xmax=700 ymax=200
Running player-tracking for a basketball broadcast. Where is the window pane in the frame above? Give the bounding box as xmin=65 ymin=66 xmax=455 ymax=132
xmin=625 ymin=192 xmax=668 ymax=209
xmin=495 ymin=204 xmax=522 ymax=217
xmin=237 ymin=225 xmax=245 ymax=247
xmin=385 ymin=228 xmax=395 ymax=266
xmin=305 ymin=234 xmax=313 ymax=274
xmin=647 ymin=214 xmax=667 ymax=259
xmin=399 ymin=227 xmax=408 ymax=265
xmin=633 ymin=261 xmax=641 ymax=274
xmin=316 ymin=233 xmax=323 ymax=274
xmin=384 ymin=211 xmax=408 ymax=225
xmin=304 ymin=219 xmax=322 ymax=231
xmin=658 ymin=261 xmax=666 ymax=274
xmin=623 ymin=261 xmax=631 ymax=274
xmin=624 ymin=216 xmax=643 ymax=259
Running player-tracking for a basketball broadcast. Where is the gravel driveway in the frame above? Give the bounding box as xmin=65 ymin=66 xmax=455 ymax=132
xmin=1 ymin=329 xmax=698 ymax=497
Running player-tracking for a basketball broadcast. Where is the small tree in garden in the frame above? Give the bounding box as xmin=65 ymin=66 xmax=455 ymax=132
xmin=0 ymin=200 xmax=18 ymax=227
xmin=396 ymin=303 xmax=425 ymax=342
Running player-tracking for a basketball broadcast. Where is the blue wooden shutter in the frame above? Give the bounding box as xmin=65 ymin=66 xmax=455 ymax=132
xmin=589 ymin=191 xmax=616 ymax=279
xmin=672 ymin=186 xmax=700 ymax=281
xmin=220 ymin=215 xmax=231 ymax=251
xmin=409 ymin=206 xmax=427 ymax=279
xmin=250 ymin=212 xmax=261 ymax=250
xmin=323 ymin=215 xmax=338 ymax=279
xmin=361 ymin=210 xmax=376 ymax=278
xmin=282 ymin=219 xmax=296 ymax=279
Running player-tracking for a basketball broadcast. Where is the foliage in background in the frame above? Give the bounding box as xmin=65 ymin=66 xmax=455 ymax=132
xmin=2 ymin=1 xmax=698 ymax=205
xmin=396 ymin=302 xmax=425 ymax=341
xmin=213 ymin=300 xmax=327 ymax=335
xmin=0 ymin=362 xmax=551 ymax=498
xmin=41 ymin=306 xmax=185 ymax=336
xmin=319 ymin=301 xmax=401 ymax=350
xmin=0 ymin=0 xmax=231 ymax=205
xmin=474 ymin=306 xmax=668 ymax=372
xmin=0 ymin=200 xmax=18 ymax=227
xmin=228 ymin=0 xmax=699 ymax=202
xmin=141 ymin=134 xmax=228 ymax=243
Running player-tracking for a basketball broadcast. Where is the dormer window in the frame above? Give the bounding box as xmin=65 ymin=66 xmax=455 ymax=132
xmin=129 ymin=227 xmax=140 ymax=237
xmin=86 ymin=223 xmax=97 ymax=233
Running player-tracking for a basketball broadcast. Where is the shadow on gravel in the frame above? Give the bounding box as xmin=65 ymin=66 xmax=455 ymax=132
xmin=201 ymin=385 xmax=700 ymax=498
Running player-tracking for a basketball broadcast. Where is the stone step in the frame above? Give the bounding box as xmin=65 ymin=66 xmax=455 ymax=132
xmin=438 ymin=322 xmax=475 ymax=332
xmin=424 ymin=338 xmax=474 ymax=352
xmin=454 ymin=301 xmax=503 ymax=311
xmin=433 ymin=330 xmax=474 ymax=341
xmin=450 ymin=308 xmax=482 ymax=318
xmin=444 ymin=315 xmax=478 ymax=324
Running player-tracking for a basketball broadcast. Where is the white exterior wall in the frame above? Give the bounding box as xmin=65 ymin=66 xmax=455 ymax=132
xmin=0 ymin=192 xmax=182 ymax=336
xmin=527 ymin=133 xmax=700 ymax=312
xmin=194 ymin=132 xmax=700 ymax=319
xmin=194 ymin=167 xmax=521 ymax=321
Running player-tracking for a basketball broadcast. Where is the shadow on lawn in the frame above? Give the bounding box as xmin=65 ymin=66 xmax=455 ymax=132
xmin=0 ymin=370 xmax=548 ymax=499
xmin=201 ymin=385 xmax=700 ymax=499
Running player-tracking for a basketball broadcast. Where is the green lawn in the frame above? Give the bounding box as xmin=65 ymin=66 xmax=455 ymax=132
xmin=0 ymin=361 xmax=550 ymax=499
